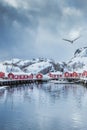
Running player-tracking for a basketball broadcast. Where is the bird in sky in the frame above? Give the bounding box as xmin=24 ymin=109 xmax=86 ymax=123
xmin=62 ymin=36 xmax=81 ymax=44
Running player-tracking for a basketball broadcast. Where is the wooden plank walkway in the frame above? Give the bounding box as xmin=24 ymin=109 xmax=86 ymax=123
xmin=0 ymin=76 xmax=87 ymax=86
xmin=0 ymin=79 xmax=48 ymax=86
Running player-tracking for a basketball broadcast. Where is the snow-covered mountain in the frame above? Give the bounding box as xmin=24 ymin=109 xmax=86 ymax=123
xmin=0 ymin=58 xmax=65 ymax=75
xmin=1 ymin=47 xmax=87 ymax=75
xmin=67 ymin=47 xmax=87 ymax=72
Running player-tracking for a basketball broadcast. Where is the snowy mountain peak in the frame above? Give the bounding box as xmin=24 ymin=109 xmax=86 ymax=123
xmin=3 ymin=58 xmax=21 ymax=65
xmin=0 ymin=58 xmax=65 ymax=75
xmin=67 ymin=47 xmax=87 ymax=72
xmin=74 ymin=47 xmax=87 ymax=57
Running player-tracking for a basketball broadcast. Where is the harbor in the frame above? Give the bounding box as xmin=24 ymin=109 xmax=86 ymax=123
xmin=0 ymin=83 xmax=87 ymax=130
xmin=1 ymin=0 xmax=87 ymax=129
xmin=0 ymin=71 xmax=87 ymax=87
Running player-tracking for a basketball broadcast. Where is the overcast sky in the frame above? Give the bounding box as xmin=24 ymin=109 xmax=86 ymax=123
xmin=0 ymin=0 xmax=87 ymax=62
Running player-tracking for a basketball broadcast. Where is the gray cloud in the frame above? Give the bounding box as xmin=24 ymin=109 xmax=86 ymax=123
xmin=0 ymin=0 xmax=87 ymax=61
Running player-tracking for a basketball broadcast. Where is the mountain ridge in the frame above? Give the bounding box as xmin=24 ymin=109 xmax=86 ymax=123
xmin=0 ymin=58 xmax=65 ymax=75
xmin=1 ymin=47 xmax=87 ymax=74
xmin=67 ymin=47 xmax=87 ymax=72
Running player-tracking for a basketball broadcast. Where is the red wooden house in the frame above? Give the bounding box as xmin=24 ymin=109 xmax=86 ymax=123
xmin=64 ymin=72 xmax=70 ymax=78
xmin=0 ymin=72 xmax=5 ymax=78
xmin=8 ymin=73 xmax=15 ymax=79
xmin=72 ymin=72 xmax=78 ymax=77
xmin=36 ymin=73 xmax=43 ymax=79
xmin=82 ymin=71 xmax=87 ymax=77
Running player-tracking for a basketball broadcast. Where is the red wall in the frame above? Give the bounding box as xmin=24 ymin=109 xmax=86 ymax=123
xmin=0 ymin=72 xmax=5 ymax=78
xmin=36 ymin=74 xmax=43 ymax=79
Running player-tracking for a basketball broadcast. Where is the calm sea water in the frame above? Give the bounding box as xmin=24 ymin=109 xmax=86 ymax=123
xmin=0 ymin=83 xmax=87 ymax=130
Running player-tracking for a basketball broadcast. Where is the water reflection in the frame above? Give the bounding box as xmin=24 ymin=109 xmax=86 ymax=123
xmin=0 ymin=83 xmax=87 ymax=130
xmin=0 ymin=89 xmax=5 ymax=97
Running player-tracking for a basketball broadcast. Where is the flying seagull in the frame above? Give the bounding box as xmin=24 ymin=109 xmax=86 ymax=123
xmin=62 ymin=36 xmax=80 ymax=44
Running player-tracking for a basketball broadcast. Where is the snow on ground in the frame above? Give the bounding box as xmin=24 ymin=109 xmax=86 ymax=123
xmin=68 ymin=57 xmax=87 ymax=66
xmin=0 ymin=63 xmax=8 ymax=77
xmin=3 ymin=58 xmax=21 ymax=64
xmin=0 ymin=63 xmax=7 ymax=73
xmin=49 ymin=71 xmax=62 ymax=75
xmin=24 ymin=61 xmax=52 ymax=74
xmin=0 ymin=63 xmax=26 ymax=77
xmin=0 ymin=59 xmax=53 ymax=76
xmin=6 ymin=65 xmax=23 ymax=73
xmin=1 ymin=47 xmax=87 ymax=76
xmin=16 ymin=60 xmax=31 ymax=66
xmin=67 ymin=47 xmax=87 ymax=73
xmin=74 ymin=47 xmax=87 ymax=57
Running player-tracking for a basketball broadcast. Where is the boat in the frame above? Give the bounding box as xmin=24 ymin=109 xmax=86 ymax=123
xmin=49 ymin=79 xmax=74 ymax=84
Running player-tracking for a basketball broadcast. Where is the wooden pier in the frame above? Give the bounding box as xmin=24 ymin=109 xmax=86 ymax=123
xmin=0 ymin=79 xmax=48 ymax=86
xmin=0 ymin=74 xmax=87 ymax=87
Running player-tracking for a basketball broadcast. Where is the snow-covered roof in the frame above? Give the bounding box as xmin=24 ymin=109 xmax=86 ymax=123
xmin=50 ymin=71 xmax=62 ymax=75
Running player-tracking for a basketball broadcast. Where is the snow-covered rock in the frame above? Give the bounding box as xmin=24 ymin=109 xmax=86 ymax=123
xmin=0 ymin=58 xmax=64 ymax=75
xmin=23 ymin=61 xmax=52 ymax=74
xmin=67 ymin=47 xmax=87 ymax=72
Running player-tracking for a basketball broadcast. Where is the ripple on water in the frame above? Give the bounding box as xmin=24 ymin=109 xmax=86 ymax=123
xmin=0 ymin=84 xmax=87 ymax=130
